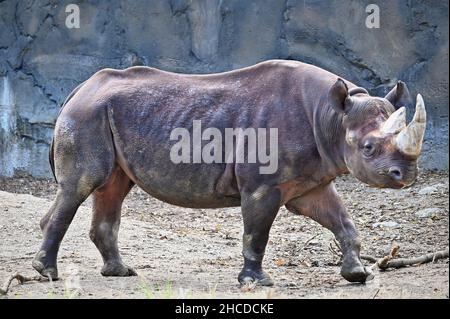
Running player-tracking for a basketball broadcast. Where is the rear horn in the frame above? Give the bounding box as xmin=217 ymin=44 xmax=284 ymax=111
xmin=380 ymin=107 xmax=407 ymax=135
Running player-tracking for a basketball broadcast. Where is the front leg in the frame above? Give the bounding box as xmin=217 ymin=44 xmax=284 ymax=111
xmin=238 ymin=186 xmax=281 ymax=286
xmin=285 ymin=182 xmax=373 ymax=283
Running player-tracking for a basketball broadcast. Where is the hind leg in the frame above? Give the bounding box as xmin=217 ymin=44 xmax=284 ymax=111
xmin=33 ymin=181 xmax=95 ymax=279
xmin=90 ymin=166 xmax=136 ymax=277
xmin=33 ymin=106 xmax=116 ymax=279
xmin=238 ymin=186 xmax=281 ymax=286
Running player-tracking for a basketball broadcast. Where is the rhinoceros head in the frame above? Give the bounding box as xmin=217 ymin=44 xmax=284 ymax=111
xmin=328 ymin=79 xmax=426 ymax=189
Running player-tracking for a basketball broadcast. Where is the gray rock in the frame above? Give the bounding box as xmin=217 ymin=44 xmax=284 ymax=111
xmin=418 ymin=186 xmax=439 ymax=195
xmin=0 ymin=0 xmax=448 ymax=177
xmin=373 ymin=221 xmax=400 ymax=229
xmin=415 ymin=208 xmax=443 ymax=218
xmin=434 ymin=183 xmax=449 ymax=191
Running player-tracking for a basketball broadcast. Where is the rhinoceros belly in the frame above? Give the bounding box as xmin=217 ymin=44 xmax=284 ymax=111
xmin=108 ymin=103 xmax=241 ymax=209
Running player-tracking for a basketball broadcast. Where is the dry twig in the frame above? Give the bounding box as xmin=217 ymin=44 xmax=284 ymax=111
xmin=0 ymin=272 xmax=48 ymax=296
xmin=328 ymin=239 xmax=343 ymax=264
xmin=378 ymin=248 xmax=449 ymax=270
xmin=377 ymin=243 xmax=400 ymax=269
xmin=328 ymin=240 xmax=449 ymax=270
xmin=302 ymin=234 xmax=320 ymax=250
xmin=372 ymin=288 xmax=380 ymax=299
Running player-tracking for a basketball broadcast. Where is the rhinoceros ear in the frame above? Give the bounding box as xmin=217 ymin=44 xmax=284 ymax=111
xmin=328 ymin=78 xmax=352 ymax=114
xmin=385 ymin=81 xmax=413 ymax=110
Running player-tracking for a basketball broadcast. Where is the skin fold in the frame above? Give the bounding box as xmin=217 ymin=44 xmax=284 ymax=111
xmin=33 ymin=59 xmax=423 ymax=286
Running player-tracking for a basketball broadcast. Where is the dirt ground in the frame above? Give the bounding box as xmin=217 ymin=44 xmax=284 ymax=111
xmin=0 ymin=172 xmax=448 ymax=299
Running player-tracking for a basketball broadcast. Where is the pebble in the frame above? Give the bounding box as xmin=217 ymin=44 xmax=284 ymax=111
xmin=415 ymin=207 xmax=442 ymax=219
xmin=372 ymin=221 xmax=400 ymax=228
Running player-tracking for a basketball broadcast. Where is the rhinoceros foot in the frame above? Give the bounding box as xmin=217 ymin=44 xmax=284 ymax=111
xmin=101 ymin=261 xmax=137 ymax=277
xmin=238 ymin=268 xmax=274 ymax=286
xmin=32 ymin=250 xmax=59 ymax=280
xmin=341 ymin=256 xmax=374 ymax=283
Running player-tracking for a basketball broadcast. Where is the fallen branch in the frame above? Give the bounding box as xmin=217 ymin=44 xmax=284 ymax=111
xmin=377 ymin=248 xmax=449 ymax=270
xmin=328 ymin=240 xmax=449 ymax=270
xmin=0 ymin=272 xmax=48 ymax=296
xmin=377 ymin=243 xmax=400 ymax=269
xmin=360 ymin=254 xmax=378 ymax=263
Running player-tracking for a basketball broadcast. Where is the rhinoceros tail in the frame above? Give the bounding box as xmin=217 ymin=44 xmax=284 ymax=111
xmin=50 ymin=80 xmax=87 ymax=183
xmin=49 ymin=137 xmax=57 ymax=183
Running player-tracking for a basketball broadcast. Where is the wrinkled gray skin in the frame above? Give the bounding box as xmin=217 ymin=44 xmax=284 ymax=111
xmin=33 ymin=60 xmax=420 ymax=286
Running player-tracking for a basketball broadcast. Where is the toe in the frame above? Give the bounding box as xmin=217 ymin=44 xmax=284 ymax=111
xmin=32 ymin=251 xmax=59 ymax=280
xmin=258 ymin=276 xmax=274 ymax=286
xmin=127 ymin=266 xmax=137 ymax=276
xmin=238 ymin=269 xmax=274 ymax=286
xmin=364 ymin=267 xmax=375 ymax=281
xmin=101 ymin=261 xmax=136 ymax=277
xmin=341 ymin=265 xmax=373 ymax=283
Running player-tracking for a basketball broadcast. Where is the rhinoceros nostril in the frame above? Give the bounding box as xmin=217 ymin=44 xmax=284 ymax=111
xmin=388 ymin=167 xmax=403 ymax=181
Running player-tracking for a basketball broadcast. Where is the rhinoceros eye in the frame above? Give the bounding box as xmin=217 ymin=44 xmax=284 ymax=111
xmin=362 ymin=141 xmax=376 ymax=157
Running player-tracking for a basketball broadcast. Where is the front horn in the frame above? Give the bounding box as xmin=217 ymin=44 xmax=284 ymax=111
xmin=395 ymin=94 xmax=427 ymax=157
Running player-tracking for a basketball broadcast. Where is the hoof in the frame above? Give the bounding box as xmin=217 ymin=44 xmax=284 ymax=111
xmin=341 ymin=259 xmax=374 ymax=283
xmin=238 ymin=269 xmax=274 ymax=286
xmin=101 ymin=261 xmax=137 ymax=277
xmin=32 ymin=250 xmax=59 ymax=280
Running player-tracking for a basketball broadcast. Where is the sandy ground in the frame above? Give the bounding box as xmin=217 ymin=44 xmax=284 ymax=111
xmin=0 ymin=172 xmax=448 ymax=299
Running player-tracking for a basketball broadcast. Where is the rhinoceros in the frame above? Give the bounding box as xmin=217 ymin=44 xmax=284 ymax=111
xmin=33 ymin=60 xmax=426 ymax=286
